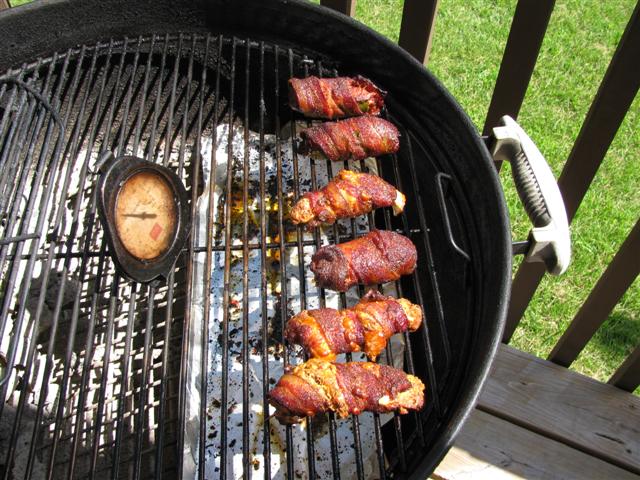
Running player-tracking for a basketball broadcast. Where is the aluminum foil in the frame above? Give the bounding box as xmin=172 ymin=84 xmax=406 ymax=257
xmin=184 ymin=120 xmax=404 ymax=479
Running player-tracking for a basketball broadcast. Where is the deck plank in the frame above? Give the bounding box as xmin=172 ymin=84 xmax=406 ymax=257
xmin=477 ymin=345 xmax=640 ymax=474
xmin=433 ymin=409 xmax=639 ymax=480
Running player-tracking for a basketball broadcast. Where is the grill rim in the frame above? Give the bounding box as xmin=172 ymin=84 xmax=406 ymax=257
xmin=0 ymin=0 xmax=513 ymax=477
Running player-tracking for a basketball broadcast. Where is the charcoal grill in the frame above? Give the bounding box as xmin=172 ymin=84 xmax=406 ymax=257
xmin=0 ymin=1 xmax=570 ymax=478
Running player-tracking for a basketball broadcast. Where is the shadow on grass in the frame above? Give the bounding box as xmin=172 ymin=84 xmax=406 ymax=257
xmin=591 ymin=311 xmax=639 ymax=368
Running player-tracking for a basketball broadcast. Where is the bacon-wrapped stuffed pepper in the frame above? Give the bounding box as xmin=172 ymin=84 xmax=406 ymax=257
xmin=285 ymin=290 xmax=422 ymax=361
xmin=301 ymin=116 xmax=400 ymax=162
xmin=269 ymin=359 xmax=425 ymax=424
xmin=290 ymin=170 xmax=405 ymax=227
xmin=289 ymin=76 xmax=385 ymax=119
xmin=311 ymin=230 xmax=417 ymax=292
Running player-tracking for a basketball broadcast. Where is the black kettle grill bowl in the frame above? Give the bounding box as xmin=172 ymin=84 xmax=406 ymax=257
xmin=0 ymin=0 xmax=511 ymax=478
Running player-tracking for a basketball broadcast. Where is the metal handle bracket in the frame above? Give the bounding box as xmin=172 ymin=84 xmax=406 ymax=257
xmin=489 ymin=115 xmax=571 ymax=275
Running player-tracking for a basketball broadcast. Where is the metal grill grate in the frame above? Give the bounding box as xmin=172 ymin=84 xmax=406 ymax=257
xmin=0 ymin=33 xmax=474 ymax=479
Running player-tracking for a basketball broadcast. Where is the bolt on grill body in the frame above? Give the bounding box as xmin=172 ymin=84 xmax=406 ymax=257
xmin=0 ymin=33 xmax=472 ymax=479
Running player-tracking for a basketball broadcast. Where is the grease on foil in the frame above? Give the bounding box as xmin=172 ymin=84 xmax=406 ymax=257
xmin=185 ymin=120 xmax=405 ymax=479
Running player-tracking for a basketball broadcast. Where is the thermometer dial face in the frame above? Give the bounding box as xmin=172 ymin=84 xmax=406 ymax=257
xmin=114 ymin=171 xmax=177 ymax=260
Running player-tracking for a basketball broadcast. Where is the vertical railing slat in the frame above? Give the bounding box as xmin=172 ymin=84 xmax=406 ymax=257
xmin=320 ymin=0 xmax=356 ymax=17
xmin=482 ymin=0 xmax=555 ymax=138
xmin=548 ymin=219 xmax=640 ymax=366
xmin=609 ymin=345 xmax=640 ymax=392
xmin=398 ymin=0 xmax=440 ymax=65
xmin=503 ymin=2 xmax=640 ymax=342
xmin=0 ymin=0 xmax=10 ymax=11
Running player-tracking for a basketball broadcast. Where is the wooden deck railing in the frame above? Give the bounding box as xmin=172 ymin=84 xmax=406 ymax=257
xmin=319 ymin=0 xmax=640 ymax=394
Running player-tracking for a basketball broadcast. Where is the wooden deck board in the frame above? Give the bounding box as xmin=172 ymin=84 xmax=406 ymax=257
xmin=477 ymin=345 xmax=640 ymax=474
xmin=433 ymin=410 xmax=638 ymax=480
xmin=432 ymin=344 xmax=640 ymax=479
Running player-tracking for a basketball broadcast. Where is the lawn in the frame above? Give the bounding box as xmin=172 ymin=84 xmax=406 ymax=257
xmin=6 ymin=0 xmax=638 ymax=392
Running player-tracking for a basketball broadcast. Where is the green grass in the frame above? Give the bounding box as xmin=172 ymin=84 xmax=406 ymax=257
xmin=9 ymin=0 xmax=639 ymax=392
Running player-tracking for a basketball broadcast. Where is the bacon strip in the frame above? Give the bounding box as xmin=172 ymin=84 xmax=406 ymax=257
xmin=311 ymin=230 xmax=417 ymax=292
xmin=289 ymin=76 xmax=385 ymax=119
xmin=301 ymin=116 xmax=400 ymax=162
xmin=269 ymin=359 xmax=425 ymax=424
xmin=285 ymin=290 xmax=423 ymax=361
xmin=290 ymin=170 xmax=405 ymax=227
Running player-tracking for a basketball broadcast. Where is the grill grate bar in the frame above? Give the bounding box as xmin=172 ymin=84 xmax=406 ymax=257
xmin=161 ymin=35 xmax=182 ymax=169
xmin=88 ymin=276 xmax=121 ymax=479
xmin=286 ymin=47 xmax=318 ymax=480
xmin=151 ymin=33 xmax=173 ymax=477
xmin=241 ymin=37 xmax=252 ymax=478
xmin=132 ymin=36 xmax=156 ymax=154
xmin=195 ymin=33 xmax=224 ymax=479
xmin=176 ymin=31 xmax=196 ymax=479
xmin=216 ymin=35 xmax=237 ymax=480
xmin=133 ymin=285 xmax=155 ymax=480
xmin=5 ymin=235 xmax=427 ymax=262
xmin=273 ymin=43 xmax=296 ymax=478
xmin=94 ymin=39 xmax=140 ymax=480
xmin=0 ymin=73 xmax=24 ymax=168
xmin=257 ymin=39 xmax=273 ymax=480
xmin=146 ymin=35 xmax=170 ymax=174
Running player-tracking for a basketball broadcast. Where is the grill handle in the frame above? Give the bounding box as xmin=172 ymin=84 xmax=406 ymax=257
xmin=488 ymin=115 xmax=571 ymax=275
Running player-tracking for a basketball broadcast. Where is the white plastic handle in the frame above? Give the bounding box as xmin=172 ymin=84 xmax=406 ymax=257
xmin=490 ymin=115 xmax=571 ymax=275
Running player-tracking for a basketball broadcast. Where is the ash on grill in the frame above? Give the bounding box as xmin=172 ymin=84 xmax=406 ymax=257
xmin=186 ymin=120 xmax=406 ymax=479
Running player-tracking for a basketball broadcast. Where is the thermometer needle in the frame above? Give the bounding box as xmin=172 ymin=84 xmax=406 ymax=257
xmin=123 ymin=212 xmax=158 ymax=219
